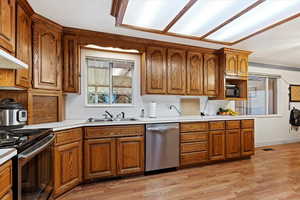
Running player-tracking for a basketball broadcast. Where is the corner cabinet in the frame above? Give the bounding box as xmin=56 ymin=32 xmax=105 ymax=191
xmin=32 ymin=16 xmax=62 ymax=90
xmin=145 ymin=46 xmax=167 ymax=94
xmin=167 ymin=49 xmax=186 ymax=95
xmin=15 ymin=0 xmax=33 ymax=88
xmin=204 ymin=53 xmax=219 ymax=97
xmin=0 ymin=0 xmax=15 ymax=53
xmin=53 ymin=128 xmax=82 ymax=198
xmin=186 ymin=52 xmax=204 ymax=95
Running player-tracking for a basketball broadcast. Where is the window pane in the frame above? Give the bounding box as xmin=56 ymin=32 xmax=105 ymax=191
xmin=247 ymin=76 xmax=266 ymax=115
xmin=112 ymin=60 xmax=133 ymax=104
xmin=268 ymin=78 xmax=277 ymax=114
xmin=86 ymin=58 xmax=110 ymax=104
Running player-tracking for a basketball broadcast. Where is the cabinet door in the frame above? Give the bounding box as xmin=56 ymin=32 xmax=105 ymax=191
xmin=32 ymin=22 xmax=62 ymax=90
xmin=209 ymin=130 xmax=225 ymax=161
xmin=225 ymin=53 xmax=238 ymax=75
xmin=15 ymin=3 xmax=32 ymax=88
xmin=63 ymin=34 xmax=80 ymax=93
xmin=204 ymin=54 xmax=218 ymax=96
xmin=54 ymin=141 xmax=82 ymax=197
xmin=237 ymin=55 xmax=248 ymax=77
xmin=187 ymin=51 xmax=204 ymax=95
xmin=0 ymin=0 xmax=15 ymax=53
xmin=146 ymin=47 xmax=167 ymax=94
xmin=84 ymin=138 xmax=116 ymax=180
xmin=225 ymin=129 xmax=241 ymax=159
xmin=241 ymin=129 xmax=254 ymax=156
xmin=117 ymin=136 xmax=144 ymax=175
xmin=167 ymin=49 xmax=186 ymax=95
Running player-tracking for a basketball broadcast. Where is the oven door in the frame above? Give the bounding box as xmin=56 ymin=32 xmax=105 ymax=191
xmin=17 ymin=134 xmax=55 ymax=200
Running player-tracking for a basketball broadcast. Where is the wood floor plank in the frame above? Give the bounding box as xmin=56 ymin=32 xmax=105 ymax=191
xmin=58 ymin=143 xmax=300 ymax=200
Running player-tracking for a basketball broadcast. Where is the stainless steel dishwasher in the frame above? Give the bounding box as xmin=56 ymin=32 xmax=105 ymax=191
xmin=145 ymin=123 xmax=179 ymax=172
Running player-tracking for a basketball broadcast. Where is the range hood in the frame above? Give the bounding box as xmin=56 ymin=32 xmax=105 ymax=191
xmin=0 ymin=48 xmax=28 ymax=69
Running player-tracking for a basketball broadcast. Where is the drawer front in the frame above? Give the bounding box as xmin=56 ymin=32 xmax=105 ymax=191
xmin=181 ymin=142 xmax=208 ymax=153
xmin=209 ymin=121 xmax=225 ymax=130
xmin=55 ymin=128 xmax=82 ymax=145
xmin=226 ymin=120 xmax=240 ymax=129
xmin=0 ymin=161 xmax=12 ymax=199
xmin=85 ymin=125 xmax=144 ymax=139
xmin=180 ymin=122 xmax=208 ymax=132
xmin=181 ymin=151 xmax=208 ymax=166
xmin=241 ymin=120 xmax=254 ymax=129
xmin=181 ymin=132 xmax=208 ymax=142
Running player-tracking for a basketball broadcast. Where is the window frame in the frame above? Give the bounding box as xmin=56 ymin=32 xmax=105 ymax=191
xmin=84 ymin=54 xmax=137 ymax=108
xmin=238 ymin=73 xmax=280 ymax=116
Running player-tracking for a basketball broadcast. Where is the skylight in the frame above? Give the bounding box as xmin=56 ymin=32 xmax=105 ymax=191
xmin=113 ymin=0 xmax=300 ymax=45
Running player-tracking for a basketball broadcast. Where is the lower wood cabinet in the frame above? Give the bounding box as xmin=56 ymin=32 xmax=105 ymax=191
xmin=54 ymin=141 xmax=82 ymax=197
xmin=225 ymin=129 xmax=241 ymax=158
xmin=117 ymin=137 xmax=144 ymax=175
xmin=209 ymin=130 xmax=225 ymax=161
xmin=84 ymin=138 xmax=117 ymax=180
xmin=0 ymin=160 xmax=12 ymax=200
xmin=53 ymin=128 xmax=82 ymax=197
xmin=241 ymin=129 xmax=254 ymax=156
xmin=84 ymin=134 xmax=144 ymax=181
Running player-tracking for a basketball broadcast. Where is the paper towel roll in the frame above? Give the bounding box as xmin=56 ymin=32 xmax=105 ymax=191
xmin=148 ymin=102 xmax=157 ymax=118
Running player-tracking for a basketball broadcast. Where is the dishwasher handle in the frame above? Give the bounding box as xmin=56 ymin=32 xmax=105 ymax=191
xmin=147 ymin=127 xmax=171 ymax=132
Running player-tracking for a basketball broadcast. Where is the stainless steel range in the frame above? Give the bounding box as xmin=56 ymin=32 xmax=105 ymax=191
xmin=0 ymin=128 xmax=54 ymax=200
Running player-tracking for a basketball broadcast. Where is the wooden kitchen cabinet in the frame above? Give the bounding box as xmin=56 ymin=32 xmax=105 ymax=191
xmin=237 ymin=54 xmax=248 ymax=76
xmin=0 ymin=191 xmax=12 ymax=200
xmin=145 ymin=46 xmax=167 ymax=94
xmin=63 ymin=34 xmax=80 ymax=93
xmin=32 ymin=15 xmax=62 ymax=90
xmin=241 ymin=129 xmax=255 ymax=156
xmin=209 ymin=130 xmax=225 ymax=161
xmin=53 ymin=128 xmax=82 ymax=197
xmin=0 ymin=0 xmax=15 ymax=53
xmin=225 ymin=53 xmax=238 ymax=76
xmin=167 ymin=48 xmax=186 ymax=95
xmin=225 ymin=129 xmax=241 ymax=158
xmin=54 ymin=141 xmax=82 ymax=197
xmin=0 ymin=160 xmax=12 ymax=200
xmin=117 ymin=136 xmax=144 ymax=175
xmin=203 ymin=53 xmax=218 ymax=96
xmin=84 ymin=138 xmax=117 ymax=180
xmin=186 ymin=51 xmax=204 ymax=95
xmin=15 ymin=0 xmax=33 ymax=88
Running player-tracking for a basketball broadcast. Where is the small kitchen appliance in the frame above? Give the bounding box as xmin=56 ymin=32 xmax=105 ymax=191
xmin=225 ymin=85 xmax=240 ymax=98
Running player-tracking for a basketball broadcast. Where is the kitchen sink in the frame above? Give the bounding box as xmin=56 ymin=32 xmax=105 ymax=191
xmin=87 ymin=117 xmax=138 ymax=123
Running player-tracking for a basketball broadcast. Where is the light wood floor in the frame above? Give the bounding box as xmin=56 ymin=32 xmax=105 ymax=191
xmin=58 ymin=143 xmax=300 ymax=200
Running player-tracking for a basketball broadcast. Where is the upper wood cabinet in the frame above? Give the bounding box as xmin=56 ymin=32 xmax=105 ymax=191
xmin=237 ymin=54 xmax=248 ymax=77
xmin=167 ymin=49 xmax=186 ymax=95
xmin=225 ymin=53 xmax=238 ymax=76
xmin=63 ymin=34 xmax=80 ymax=93
xmin=145 ymin=46 xmax=167 ymax=94
xmin=186 ymin=52 xmax=204 ymax=95
xmin=203 ymin=53 xmax=218 ymax=97
xmin=32 ymin=16 xmax=62 ymax=90
xmin=15 ymin=0 xmax=33 ymax=88
xmin=0 ymin=0 xmax=15 ymax=53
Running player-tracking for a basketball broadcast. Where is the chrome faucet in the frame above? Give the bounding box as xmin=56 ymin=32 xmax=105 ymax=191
xmin=104 ymin=110 xmax=114 ymax=120
xmin=169 ymin=105 xmax=181 ymax=115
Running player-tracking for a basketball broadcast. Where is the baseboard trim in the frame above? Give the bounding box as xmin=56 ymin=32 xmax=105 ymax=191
xmin=255 ymin=138 xmax=300 ymax=147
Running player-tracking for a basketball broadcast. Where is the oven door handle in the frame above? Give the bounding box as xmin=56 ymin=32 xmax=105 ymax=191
xmin=18 ymin=134 xmax=55 ymax=161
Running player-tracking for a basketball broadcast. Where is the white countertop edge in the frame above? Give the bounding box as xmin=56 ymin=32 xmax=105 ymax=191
xmin=0 ymin=148 xmax=17 ymax=165
xmin=23 ymin=115 xmax=256 ymax=132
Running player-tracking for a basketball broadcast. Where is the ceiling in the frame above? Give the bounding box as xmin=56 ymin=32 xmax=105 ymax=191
xmin=28 ymin=0 xmax=300 ymax=68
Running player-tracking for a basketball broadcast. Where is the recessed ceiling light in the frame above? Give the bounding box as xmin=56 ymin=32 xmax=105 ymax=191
xmin=206 ymin=0 xmax=300 ymax=42
xmin=169 ymin=0 xmax=257 ymax=37
xmin=122 ymin=0 xmax=189 ymax=30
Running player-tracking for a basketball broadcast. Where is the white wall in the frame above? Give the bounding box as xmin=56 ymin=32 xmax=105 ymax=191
xmin=65 ymin=49 xmax=300 ymax=147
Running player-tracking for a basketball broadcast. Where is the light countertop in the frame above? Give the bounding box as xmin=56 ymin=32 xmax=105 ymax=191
xmin=0 ymin=148 xmax=17 ymax=165
xmin=23 ymin=115 xmax=254 ymax=132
